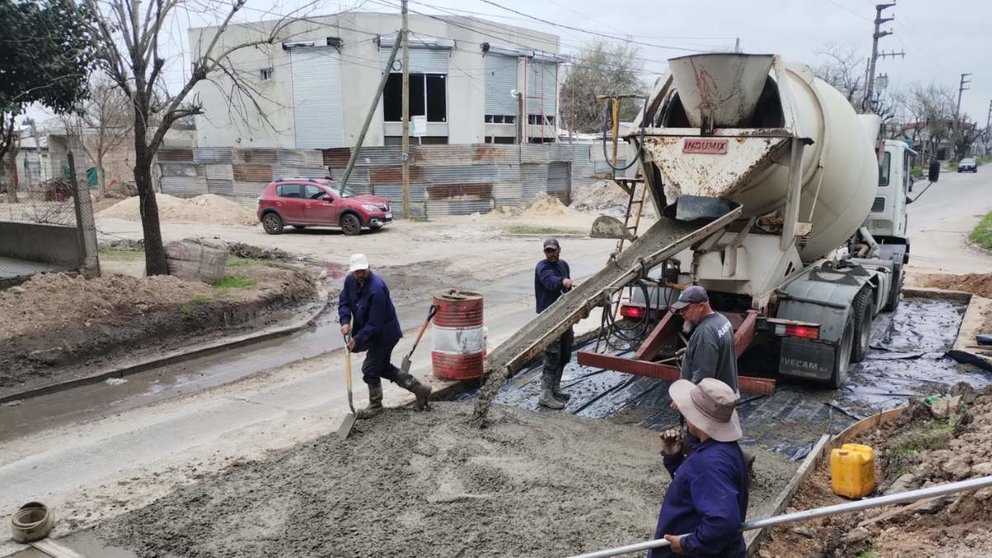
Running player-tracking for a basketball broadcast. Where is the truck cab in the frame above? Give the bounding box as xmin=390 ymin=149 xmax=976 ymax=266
xmin=867 ymin=140 xmax=914 ymax=244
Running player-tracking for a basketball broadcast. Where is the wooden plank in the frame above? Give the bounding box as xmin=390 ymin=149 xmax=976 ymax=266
xmin=30 ymin=539 xmax=87 ymax=558
xmin=745 ymin=433 xmax=831 ymax=555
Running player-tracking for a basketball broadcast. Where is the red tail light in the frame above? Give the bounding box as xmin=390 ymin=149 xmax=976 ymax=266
xmin=775 ymin=324 xmax=819 ymax=339
xmin=620 ymin=305 xmax=645 ymax=319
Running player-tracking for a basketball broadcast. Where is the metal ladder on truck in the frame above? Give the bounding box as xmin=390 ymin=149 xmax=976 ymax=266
xmin=612 ymin=177 xmax=649 ymax=253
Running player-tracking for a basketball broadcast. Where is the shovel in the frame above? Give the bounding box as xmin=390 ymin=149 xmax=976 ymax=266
xmin=337 ymin=332 xmax=357 ymax=439
xmin=401 ymin=304 xmax=439 ymax=375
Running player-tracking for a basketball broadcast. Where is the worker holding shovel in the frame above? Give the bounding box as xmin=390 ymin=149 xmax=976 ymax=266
xmin=651 ymin=378 xmax=749 ymax=557
xmin=534 ymin=238 xmax=574 ymax=409
xmin=339 ymin=253 xmax=431 ymax=418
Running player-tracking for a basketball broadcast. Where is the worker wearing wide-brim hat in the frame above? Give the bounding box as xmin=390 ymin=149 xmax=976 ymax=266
xmin=650 ymin=378 xmax=749 ymax=558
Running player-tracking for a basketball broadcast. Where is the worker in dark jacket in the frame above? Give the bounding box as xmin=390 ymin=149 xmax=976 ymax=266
xmin=534 ymin=238 xmax=574 ymax=409
xmin=651 ymin=378 xmax=748 ymax=558
xmin=339 ymin=253 xmax=430 ymax=418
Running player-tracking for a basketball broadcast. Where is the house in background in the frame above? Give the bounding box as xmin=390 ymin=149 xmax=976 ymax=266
xmin=190 ymin=11 xmax=564 ymax=149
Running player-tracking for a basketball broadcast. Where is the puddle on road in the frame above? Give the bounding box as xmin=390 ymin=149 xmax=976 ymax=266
xmin=458 ymin=298 xmax=992 ymax=460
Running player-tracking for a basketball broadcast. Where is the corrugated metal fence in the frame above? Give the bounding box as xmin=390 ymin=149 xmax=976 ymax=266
xmin=156 ymin=143 xmax=615 ymax=217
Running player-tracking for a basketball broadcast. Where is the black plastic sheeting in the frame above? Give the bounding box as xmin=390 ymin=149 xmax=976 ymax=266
xmin=455 ymin=298 xmax=992 ymax=461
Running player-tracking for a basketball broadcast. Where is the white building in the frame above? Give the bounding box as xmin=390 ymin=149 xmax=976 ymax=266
xmin=190 ymin=11 xmax=563 ymax=149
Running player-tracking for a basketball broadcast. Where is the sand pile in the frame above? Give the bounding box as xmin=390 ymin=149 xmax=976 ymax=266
xmin=521 ymin=192 xmax=575 ymax=218
xmin=98 ymin=194 xmax=257 ymax=226
xmin=96 ymin=403 xmax=663 ymax=557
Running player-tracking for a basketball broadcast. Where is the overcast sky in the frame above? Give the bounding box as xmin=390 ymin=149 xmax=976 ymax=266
xmin=25 ymin=0 xmax=990 ymax=127
xmin=391 ymin=0 xmax=989 ymax=122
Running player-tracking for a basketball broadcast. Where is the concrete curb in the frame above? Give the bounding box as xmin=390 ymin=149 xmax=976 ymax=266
xmin=947 ymin=294 xmax=992 ymax=373
xmin=901 ymin=286 xmax=973 ymax=302
xmin=0 ymin=288 xmax=332 ymax=405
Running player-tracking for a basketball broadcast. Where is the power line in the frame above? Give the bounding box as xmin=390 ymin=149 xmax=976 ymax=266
xmin=472 ymin=0 xmax=707 ymax=53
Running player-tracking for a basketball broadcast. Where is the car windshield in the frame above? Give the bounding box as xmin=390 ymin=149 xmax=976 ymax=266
xmin=962 ymin=158 xmax=976 ymax=164
xmin=338 ymin=186 xmax=358 ymax=198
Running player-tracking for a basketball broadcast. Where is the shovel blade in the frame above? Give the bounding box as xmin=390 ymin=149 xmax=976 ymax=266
xmin=337 ymin=413 xmax=357 ymax=440
xmin=401 ymin=356 xmax=413 ymax=375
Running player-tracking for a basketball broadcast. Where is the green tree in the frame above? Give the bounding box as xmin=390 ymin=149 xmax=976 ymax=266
xmin=0 ymin=0 xmax=96 ymax=201
xmin=560 ymin=41 xmax=646 ymax=135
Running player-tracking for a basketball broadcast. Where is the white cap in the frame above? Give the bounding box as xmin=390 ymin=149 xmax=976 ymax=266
xmin=348 ymin=253 xmax=370 ymax=272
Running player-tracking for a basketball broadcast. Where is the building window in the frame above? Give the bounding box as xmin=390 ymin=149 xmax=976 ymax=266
xmin=487 ymin=136 xmax=516 ymax=144
xmin=385 ymin=135 xmax=448 ymax=146
xmin=485 ymin=115 xmax=516 ymax=124
xmin=527 ymin=114 xmax=555 ymax=126
xmin=260 ymin=67 xmax=274 ymax=80
xmin=384 ymin=73 xmax=447 ymax=122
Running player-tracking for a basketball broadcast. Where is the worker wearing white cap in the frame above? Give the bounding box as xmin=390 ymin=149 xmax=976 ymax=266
xmin=651 ymin=378 xmax=749 ymax=558
xmin=339 ymin=253 xmax=430 ymax=417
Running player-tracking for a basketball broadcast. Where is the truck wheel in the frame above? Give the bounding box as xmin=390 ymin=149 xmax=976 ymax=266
xmin=884 ymin=265 xmax=903 ymax=312
xmin=851 ymin=289 xmax=873 ymax=363
xmin=831 ymin=314 xmax=855 ymax=389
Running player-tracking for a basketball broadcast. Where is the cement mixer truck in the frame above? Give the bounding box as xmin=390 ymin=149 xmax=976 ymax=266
xmin=578 ymin=53 xmax=939 ymax=389
xmin=475 ymin=53 xmax=939 ymax=416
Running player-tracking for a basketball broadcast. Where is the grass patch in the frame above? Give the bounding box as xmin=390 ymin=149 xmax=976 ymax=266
xmin=210 ymin=276 xmax=257 ymax=289
xmin=885 ymin=419 xmax=954 ymax=477
xmin=945 ymin=160 xmax=959 ymax=171
xmin=910 ymin=166 xmax=924 ymax=180
xmin=100 ymin=248 xmax=145 ymax=261
xmin=970 ymin=212 xmax=992 ymax=250
xmin=507 ymin=224 xmax=585 ymax=236
xmin=856 ymin=545 xmax=879 ymax=558
xmin=180 ymin=295 xmax=211 ymax=317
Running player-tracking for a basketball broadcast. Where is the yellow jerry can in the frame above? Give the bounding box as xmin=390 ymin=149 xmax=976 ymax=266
xmin=830 ymin=443 xmax=877 ymax=499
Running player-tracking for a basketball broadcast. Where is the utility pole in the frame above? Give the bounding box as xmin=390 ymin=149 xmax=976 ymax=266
xmin=863 ymin=2 xmax=896 ymax=112
xmin=955 ymin=72 xmax=971 ymax=126
xmin=401 ymin=0 xmax=411 ymax=219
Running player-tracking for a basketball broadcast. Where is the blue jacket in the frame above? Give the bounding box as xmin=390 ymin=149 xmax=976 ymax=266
xmin=534 ymin=259 xmax=571 ymax=313
xmin=338 ymin=272 xmax=403 ymax=352
xmin=649 ymin=439 xmax=749 ymax=558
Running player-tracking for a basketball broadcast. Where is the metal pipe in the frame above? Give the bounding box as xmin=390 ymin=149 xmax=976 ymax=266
xmin=568 ymin=476 xmax=992 ymax=558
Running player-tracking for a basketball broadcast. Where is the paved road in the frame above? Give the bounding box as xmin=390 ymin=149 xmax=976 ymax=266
xmin=906 ymin=167 xmax=992 ymax=274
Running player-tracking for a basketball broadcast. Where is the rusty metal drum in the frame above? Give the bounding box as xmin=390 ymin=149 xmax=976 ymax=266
xmin=431 ymin=289 xmax=485 ymax=381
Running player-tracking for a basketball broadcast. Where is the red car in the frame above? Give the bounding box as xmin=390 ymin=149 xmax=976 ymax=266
xmin=256 ymin=177 xmax=392 ymax=235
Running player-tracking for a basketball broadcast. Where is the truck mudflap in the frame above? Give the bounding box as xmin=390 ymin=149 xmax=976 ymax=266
xmin=780 ymin=337 xmax=836 ymax=382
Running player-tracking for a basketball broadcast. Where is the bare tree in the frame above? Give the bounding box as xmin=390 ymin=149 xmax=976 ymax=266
xmin=60 ymin=78 xmax=133 ymax=197
xmin=813 ymin=45 xmax=866 ymax=106
xmin=909 ymin=83 xmax=956 ymax=160
xmin=0 ymin=114 xmax=17 ymax=202
xmin=82 ymin=0 xmax=314 ymax=275
xmin=560 ymin=41 xmax=646 ymax=135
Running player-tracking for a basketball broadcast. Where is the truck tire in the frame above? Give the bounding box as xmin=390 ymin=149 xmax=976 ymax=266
xmin=851 ymin=289 xmax=873 ymax=363
xmin=884 ymin=265 xmax=903 ymax=312
xmin=831 ymin=314 xmax=855 ymax=389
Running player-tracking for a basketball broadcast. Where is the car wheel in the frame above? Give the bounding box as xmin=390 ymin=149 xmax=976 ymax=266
xmin=262 ymin=212 xmax=284 ymax=235
xmin=341 ymin=213 xmax=362 ymax=236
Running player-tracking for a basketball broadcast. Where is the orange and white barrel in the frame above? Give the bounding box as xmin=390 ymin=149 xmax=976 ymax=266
xmin=431 ymin=289 xmax=485 ymax=381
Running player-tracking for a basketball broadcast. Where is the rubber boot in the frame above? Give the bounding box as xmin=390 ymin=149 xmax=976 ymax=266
xmin=553 ymin=364 xmax=571 ymax=402
xmin=397 ymin=373 xmax=432 ymax=410
xmin=538 ymin=370 xmax=565 ymax=410
xmin=356 ymin=386 xmax=383 ymax=419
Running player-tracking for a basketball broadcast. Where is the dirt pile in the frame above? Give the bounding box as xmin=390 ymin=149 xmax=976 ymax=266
xmin=570 ymin=180 xmax=631 ymax=211
xmin=0 ymin=266 xmax=316 ymax=396
xmin=98 ymin=194 xmax=257 ymax=226
xmin=0 ymin=273 xmax=213 ymax=340
xmin=914 ymin=273 xmax=992 ymax=298
xmin=521 ymin=192 xmax=576 ymax=218
xmin=96 ymin=403 xmax=662 ymax=557
xmin=757 ymin=384 xmax=992 ymax=558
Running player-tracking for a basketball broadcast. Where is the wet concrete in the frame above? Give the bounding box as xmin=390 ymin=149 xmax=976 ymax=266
xmin=459 ymin=297 xmax=992 ymax=461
